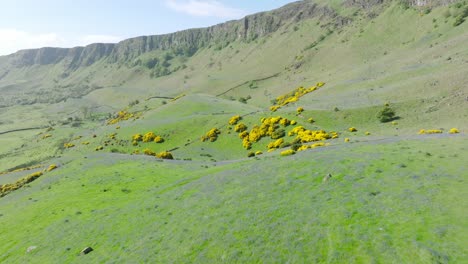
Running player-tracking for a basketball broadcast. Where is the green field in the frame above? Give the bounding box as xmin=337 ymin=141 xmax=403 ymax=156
xmin=0 ymin=0 xmax=467 ymax=263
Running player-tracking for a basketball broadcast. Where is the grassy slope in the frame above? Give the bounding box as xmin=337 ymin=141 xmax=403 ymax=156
xmin=0 ymin=1 xmax=468 ymax=263
xmin=0 ymin=136 xmax=466 ymax=263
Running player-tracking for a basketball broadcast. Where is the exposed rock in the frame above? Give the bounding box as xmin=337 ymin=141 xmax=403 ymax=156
xmin=26 ymin=246 xmax=37 ymax=253
xmin=80 ymin=247 xmax=93 ymax=255
xmin=2 ymin=1 xmax=348 ymax=69
xmin=323 ymin=173 xmax=332 ymax=182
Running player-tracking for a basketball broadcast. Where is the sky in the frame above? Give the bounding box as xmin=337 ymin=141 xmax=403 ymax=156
xmin=0 ymin=0 xmax=297 ymax=56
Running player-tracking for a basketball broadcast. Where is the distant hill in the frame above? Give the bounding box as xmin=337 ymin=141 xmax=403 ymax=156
xmin=0 ymin=0 xmax=464 ymax=108
xmin=0 ymin=1 xmax=467 ymax=262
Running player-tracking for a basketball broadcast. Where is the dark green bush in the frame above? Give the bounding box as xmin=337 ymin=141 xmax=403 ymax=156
xmin=271 ymin=129 xmax=285 ymax=139
xmin=377 ymin=106 xmax=397 ymax=123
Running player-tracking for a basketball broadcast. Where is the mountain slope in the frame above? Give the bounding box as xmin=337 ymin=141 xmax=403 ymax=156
xmin=0 ymin=0 xmax=467 ymax=263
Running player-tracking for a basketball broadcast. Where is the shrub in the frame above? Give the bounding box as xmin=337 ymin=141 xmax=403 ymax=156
xmin=47 ymin=164 xmax=57 ymax=172
xmin=365 ymin=132 xmax=371 ymax=136
xmin=242 ymin=138 xmax=252 ymax=150
xmin=271 ymin=129 xmax=285 ymax=139
xmin=201 ymin=128 xmax=221 ymax=142
xmin=255 ymin=151 xmax=263 ymax=156
xmin=248 ymin=126 xmax=263 ymax=142
xmin=64 ymin=143 xmax=75 ymax=148
xmin=419 ymin=129 xmax=442 ymax=134
xmin=453 ymin=6 xmax=468 ymax=26
xmin=270 ymin=106 xmax=280 ymax=112
xmin=143 ymin=149 xmax=156 ymax=156
xmin=344 ymin=138 xmax=350 ymax=142
xmin=239 ymin=131 xmax=249 ymax=139
xmin=234 ymin=123 xmax=248 ymax=132
xmin=308 ymin=118 xmax=315 ymax=123
xmin=378 ymin=106 xmax=397 ymax=123
xmin=280 ymin=149 xmax=295 ymax=156
xmin=297 ymin=107 xmax=304 ymax=114
xmin=229 ymin=115 xmax=242 ymax=125
xmin=156 ymin=151 xmax=174 ymax=160
xmin=132 ymin=134 xmax=143 ymax=142
xmin=279 ymin=118 xmax=291 ymax=126
xmin=95 ymin=146 xmax=104 ymax=151
xmin=267 ymin=138 xmax=284 ymax=150
xmin=277 ymin=140 xmax=290 ymax=148
xmin=154 ymin=136 xmax=164 ymax=143
xmin=247 ymin=152 xmax=255 ymax=157
xmin=449 ymin=128 xmax=459 ymax=134
xmin=348 ymin=127 xmax=357 ymax=132
xmin=143 ymin=132 xmax=156 ymax=142
xmin=41 ymin=134 xmax=52 ymax=139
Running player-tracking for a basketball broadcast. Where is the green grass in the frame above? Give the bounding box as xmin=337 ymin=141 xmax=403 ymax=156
xmin=0 ymin=136 xmax=466 ymax=263
xmin=0 ymin=1 xmax=467 ymax=263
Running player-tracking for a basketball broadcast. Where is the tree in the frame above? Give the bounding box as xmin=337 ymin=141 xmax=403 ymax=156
xmin=377 ymin=106 xmax=397 ymax=123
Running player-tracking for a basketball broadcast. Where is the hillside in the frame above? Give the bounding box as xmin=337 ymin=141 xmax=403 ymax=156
xmin=0 ymin=0 xmax=467 ymax=263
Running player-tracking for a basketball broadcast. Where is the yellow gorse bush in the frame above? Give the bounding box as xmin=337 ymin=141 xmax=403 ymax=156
xmin=297 ymin=107 xmax=304 ymax=114
xmin=288 ymin=126 xmax=332 ymax=142
xmin=108 ymin=133 xmax=117 ymax=140
xmin=418 ymin=129 xmax=442 ymax=134
xmin=132 ymin=134 xmax=143 ymax=142
xmin=234 ymin=123 xmax=248 ymax=132
xmin=270 ymin=82 xmax=325 ymax=111
xmin=143 ymin=148 xmax=156 ymax=156
xmin=201 ymin=128 xmax=221 ymax=142
xmin=348 ymin=127 xmax=357 ymax=132
xmin=0 ymin=165 xmax=43 ymax=176
xmin=344 ymin=138 xmax=350 ymax=142
xmin=242 ymin=138 xmax=252 ymax=149
xmin=449 ymin=128 xmax=459 ymax=134
xmin=154 ymin=136 xmax=164 ymax=143
xmin=1 ymin=171 xmax=44 ymax=197
xmin=143 ymin=132 xmax=157 ymax=142
xmin=234 ymin=116 xmax=294 ymax=150
xmin=297 ymin=142 xmax=330 ymax=152
xmin=41 ymin=134 xmax=52 ymax=139
xmin=269 ymin=106 xmax=280 ymax=112
xmin=46 ymin=164 xmax=57 ymax=172
xmin=267 ymin=138 xmax=284 ymax=150
xmin=229 ymin=115 xmax=241 ymax=125
xmin=64 ymin=143 xmax=75 ymax=149
xmin=107 ymin=110 xmax=141 ymax=125
xmin=156 ymin=151 xmax=174 ymax=160
xmin=280 ymin=149 xmax=295 ymax=156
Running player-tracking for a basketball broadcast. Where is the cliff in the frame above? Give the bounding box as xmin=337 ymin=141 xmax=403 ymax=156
xmin=3 ymin=0 xmax=345 ymax=69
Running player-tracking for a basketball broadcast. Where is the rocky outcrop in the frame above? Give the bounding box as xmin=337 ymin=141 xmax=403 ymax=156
xmin=2 ymin=0 xmax=349 ymax=69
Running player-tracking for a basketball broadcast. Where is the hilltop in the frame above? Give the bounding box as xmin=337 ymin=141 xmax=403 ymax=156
xmin=0 ymin=0 xmax=467 ymax=263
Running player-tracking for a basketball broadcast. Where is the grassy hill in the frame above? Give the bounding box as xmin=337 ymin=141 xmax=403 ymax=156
xmin=0 ymin=0 xmax=467 ymax=263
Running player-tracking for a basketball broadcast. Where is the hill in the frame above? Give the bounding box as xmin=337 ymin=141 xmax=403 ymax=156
xmin=0 ymin=0 xmax=467 ymax=263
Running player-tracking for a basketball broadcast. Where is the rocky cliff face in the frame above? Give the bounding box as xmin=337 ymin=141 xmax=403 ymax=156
xmin=1 ymin=0 xmax=461 ymax=70
xmin=2 ymin=0 xmax=347 ymax=69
